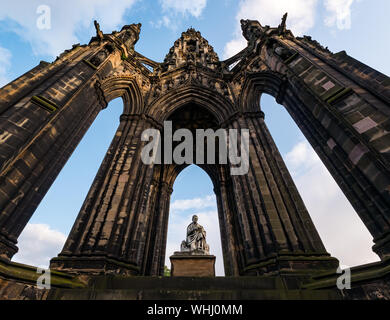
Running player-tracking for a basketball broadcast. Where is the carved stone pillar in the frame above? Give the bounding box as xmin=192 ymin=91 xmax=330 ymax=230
xmin=142 ymin=179 xmax=173 ymax=276
xmin=0 ymin=71 xmax=106 ymax=259
xmin=50 ymin=115 xmax=158 ymax=275
xmin=214 ymin=177 xmax=242 ymax=276
xmin=242 ymin=18 xmax=390 ymax=261
xmin=0 ymin=22 xmax=142 ymax=260
xmin=225 ymin=112 xmax=338 ymax=275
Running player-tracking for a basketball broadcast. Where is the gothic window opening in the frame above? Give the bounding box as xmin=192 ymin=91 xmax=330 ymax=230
xmin=165 ymin=165 xmax=225 ymax=276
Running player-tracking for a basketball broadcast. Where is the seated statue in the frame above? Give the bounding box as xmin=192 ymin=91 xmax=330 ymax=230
xmin=180 ymin=215 xmax=210 ymax=254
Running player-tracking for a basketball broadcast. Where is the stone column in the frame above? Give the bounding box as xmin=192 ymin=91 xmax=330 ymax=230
xmin=0 ymin=23 xmax=141 ymax=260
xmin=263 ymin=35 xmax=390 ymax=260
xmin=0 ymin=47 xmax=111 ymax=259
xmin=224 ymin=112 xmax=338 ymax=275
xmin=281 ymin=82 xmax=390 ymax=260
xmin=142 ymin=179 xmax=173 ymax=276
xmin=214 ymin=177 xmax=242 ymax=276
xmin=50 ymin=115 xmax=159 ymax=275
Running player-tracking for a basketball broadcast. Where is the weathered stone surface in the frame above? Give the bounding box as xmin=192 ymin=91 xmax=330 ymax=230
xmin=1 ymin=256 xmax=390 ymax=300
xmin=0 ymin=258 xmax=85 ymax=300
xmin=170 ymin=254 xmax=216 ymax=277
xmin=303 ymin=257 xmax=390 ymax=300
xmin=47 ymin=275 xmax=342 ymax=300
xmin=0 ymin=278 xmax=49 ymax=300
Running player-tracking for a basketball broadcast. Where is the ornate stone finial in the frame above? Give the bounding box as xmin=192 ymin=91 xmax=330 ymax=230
xmin=240 ymin=19 xmax=265 ymax=42
xmin=180 ymin=215 xmax=210 ymax=255
xmin=278 ymin=12 xmax=288 ymax=35
xmin=119 ymin=23 xmax=142 ymax=52
xmin=94 ymin=20 xmax=104 ymax=41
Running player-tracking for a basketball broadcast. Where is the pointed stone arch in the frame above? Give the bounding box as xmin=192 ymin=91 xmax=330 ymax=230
xmin=100 ymin=76 xmax=144 ymax=114
xmin=146 ymin=84 xmax=236 ymax=124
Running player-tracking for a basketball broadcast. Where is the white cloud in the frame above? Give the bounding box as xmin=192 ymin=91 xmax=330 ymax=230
xmin=285 ymin=141 xmax=321 ymax=176
xmin=0 ymin=46 xmax=11 ymax=87
xmin=284 ymin=140 xmax=379 ymax=267
xmin=159 ymin=0 xmax=207 ymax=18
xmin=0 ymin=1 xmax=138 ymax=57
xmin=152 ymin=0 xmax=207 ymax=30
xmin=223 ymin=0 xmax=318 ymax=58
xmin=12 ymin=223 xmax=67 ymax=268
xmin=324 ymin=0 xmax=355 ymax=30
xmin=150 ymin=15 xmax=172 ymax=29
xmin=171 ymin=194 xmax=216 ymax=211
xmin=223 ymin=37 xmax=247 ymax=60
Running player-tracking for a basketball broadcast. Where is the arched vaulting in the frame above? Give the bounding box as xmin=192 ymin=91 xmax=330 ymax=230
xmin=239 ymin=71 xmax=285 ymax=112
xmin=147 ymin=85 xmax=236 ymax=125
xmin=100 ymin=76 xmax=144 ymax=114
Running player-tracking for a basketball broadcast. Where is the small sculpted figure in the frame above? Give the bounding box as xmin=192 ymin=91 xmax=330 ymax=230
xmin=180 ymin=215 xmax=210 ymax=254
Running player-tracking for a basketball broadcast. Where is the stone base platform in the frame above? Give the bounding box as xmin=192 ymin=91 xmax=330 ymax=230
xmin=47 ymin=275 xmax=341 ymax=300
xmin=1 ymin=257 xmax=390 ymax=300
xmin=50 ymin=255 xmax=139 ymax=276
xmin=170 ymin=253 xmax=215 ymax=277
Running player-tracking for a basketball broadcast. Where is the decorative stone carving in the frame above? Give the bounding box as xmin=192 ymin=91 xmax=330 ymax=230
xmin=94 ymin=20 xmax=104 ymax=41
xmin=119 ymin=23 xmax=141 ymax=52
xmin=162 ymin=28 xmax=220 ymax=71
xmin=90 ymin=50 xmax=108 ymax=67
xmin=179 ymin=215 xmax=210 ymax=255
xmin=277 ymin=13 xmax=288 ymax=35
xmin=297 ymin=35 xmax=333 ymax=55
xmin=240 ymin=19 xmax=265 ymax=43
xmin=273 ymin=45 xmax=295 ymax=61
xmin=94 ymin=80 xmax=108 ymax=109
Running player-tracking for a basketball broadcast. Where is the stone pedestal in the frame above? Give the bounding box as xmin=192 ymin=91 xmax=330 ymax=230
xmin=170 ymin=252 xmax=216 ymax=277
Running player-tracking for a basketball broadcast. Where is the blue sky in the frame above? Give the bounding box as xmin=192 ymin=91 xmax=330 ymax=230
xmin=1 ymin=0 xmax=389 ymax=275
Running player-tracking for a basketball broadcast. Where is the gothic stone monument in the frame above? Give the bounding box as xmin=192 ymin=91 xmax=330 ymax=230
xmin=170 ymin=215 xmax=216 ymax=277
xmin=0 ymin=14 xmax=389 ymax=299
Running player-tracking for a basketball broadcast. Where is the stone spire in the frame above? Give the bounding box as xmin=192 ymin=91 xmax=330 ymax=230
xmin=162 ymin=28 xmax=219 ymax=72
xmin=117 ymin=23 xmax=141 ymax=53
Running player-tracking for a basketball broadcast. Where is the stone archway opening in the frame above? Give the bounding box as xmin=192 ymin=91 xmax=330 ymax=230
xmin=165 ymin=165 xmax=225 ymax=276
xmin=155 ymin=103 xmax=236 ymax=277
xmin=163 ymin=102 xmax=220 ymax=166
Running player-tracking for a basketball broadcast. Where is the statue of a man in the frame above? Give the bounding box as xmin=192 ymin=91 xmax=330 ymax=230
xmin=181 ymin=215 xmax=210 ymax=254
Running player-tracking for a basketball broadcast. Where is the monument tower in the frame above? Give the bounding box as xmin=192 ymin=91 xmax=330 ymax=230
xmin=0 ymin=14 xmax=389 ymax=299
